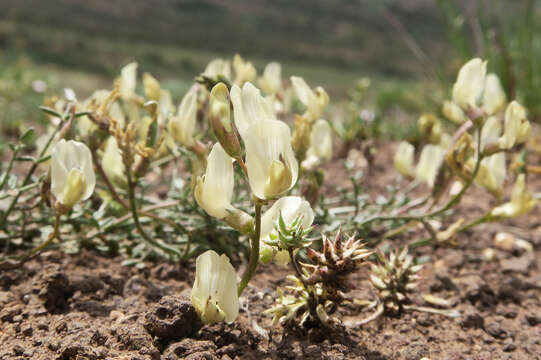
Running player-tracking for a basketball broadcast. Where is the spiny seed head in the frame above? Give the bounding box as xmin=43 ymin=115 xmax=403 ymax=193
xmin=370 ymin=246 xmax=422 ymax=314
xmin=304 ymin=229 xmax=372 ymax=299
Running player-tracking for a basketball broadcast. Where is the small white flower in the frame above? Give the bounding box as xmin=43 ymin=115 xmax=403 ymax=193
xmin=168 ymin=87 xmax=197 ymax=147
xmin=191 ymin=250 xmax=239 ymax=324
xmin=394 ymin=141 xmax=415 ymax=177
xmin=475 ymin=153 xmax=506 ymax=196
xmin=452 ymin=58 xmax=487 ymax=110
xmin=290 ymin=76 xmax=329 ymax=122
xmin=194 ymin=143 xmax=235 ymax=219
xmin=51 ymin=140 xmax=96 ymax=209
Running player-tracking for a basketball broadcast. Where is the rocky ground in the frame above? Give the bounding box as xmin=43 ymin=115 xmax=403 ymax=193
xmin=1 ymin=142 xmax=540 ymax=359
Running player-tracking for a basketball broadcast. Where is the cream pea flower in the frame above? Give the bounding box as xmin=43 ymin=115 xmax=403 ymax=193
xmin=452 ymin=58 xmax=487 ymax=110
xmin=102 ymin=137 xmax=126 ymax=188
xmin=244 ymin=119 xmax=298 ymax=200
xmin=415 ymin=144 xmax=446 ymax=187
xmin=259 ymin=196 xmax=314 ymax=264
xmin=51 ymin=140 xmax=96 ymax=209
xmin=394 ymin=141 xmax=415 ymax=177
xmin=482 ymin=73 xmax=506 ymax=116
xmin=258 ymin=62 xmax=283 ymax=95
xmin=233 ymin=54 xmax=257 ymax=86
xmin=474 ymin=153 xmax=506 ymax=197
xmin=168 ymin=87 xmax=197 ymax=147
xmin=490 ymin=174 xmax=537 ymax=218
xmin=194 ymin=143 xmax=234 ymax=219
xmin=230 ymin=82 xmax=275 ymax=139
xmin=203 ymin=58 xmax=232 ymax=81
xmin=290 ymin=76 xmax=329 ymax=122
xmin=191 ymin=250 xmax=239 ymax=324
xmin=498 ymin=101 xmax=531 ymax=150
xmin=442 ymin=100 xmax=468 ymax=124
xmin=119 ymin=62 xmax=138 ymax=100
xmin=302 ymin=119 xmax=333 ymax=169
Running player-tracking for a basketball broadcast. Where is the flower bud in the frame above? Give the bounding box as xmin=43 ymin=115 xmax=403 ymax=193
xmin=191 ymin=250 xmax=239 ymax=324
xmin=51 ymin=140 xmax=96 ymax=210
xmin=418 ymin=113 xmax=442 ymax=144
xmin=203 ymin=58 xmax=232 ymax=81
xmin=291 ymin=115 xmax=311 ymax=161
xmin=442 ymin=100 xmax=468 ymax=124
xmin=209 ymin=83 xmax=241 ymax=158
xmin=102 ymin=136 xmax=127 ymax=188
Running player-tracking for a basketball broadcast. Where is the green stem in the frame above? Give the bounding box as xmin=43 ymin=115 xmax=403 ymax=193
xmin=237 ymin=198 xmax=262 ymax=296
xmin=0 ymin=148 xmax=20 ymax=192
xmin=126 ymin=169 xmax=182 ymax=257
xmin=1 ymin=122 xmax=61 ymax=228
xmin=30 ymin=214 xmax=61 ymax=255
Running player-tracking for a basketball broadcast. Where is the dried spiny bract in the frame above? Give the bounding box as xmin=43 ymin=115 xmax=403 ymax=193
xmin=370 ymin=246 xmax=422 ymax=314
xmin=264 ymin=275 xmax=310 ymax=326
xmin=304 ymin=230 xmax=372 ymax=300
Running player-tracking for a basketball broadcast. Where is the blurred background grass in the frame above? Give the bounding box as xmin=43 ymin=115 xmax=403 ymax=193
xmin=0 ymin=0 xmax=539 ymax=152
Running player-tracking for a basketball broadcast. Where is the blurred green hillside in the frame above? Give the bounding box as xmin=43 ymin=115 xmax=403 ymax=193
xmin=0 ymin=0 xmax=448 ymax=75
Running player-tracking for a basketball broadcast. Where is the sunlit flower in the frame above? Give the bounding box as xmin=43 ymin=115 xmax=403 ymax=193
xmin=194 ymin=143 xmax=234 ymax=219
xmin=142 ymin=73 xmax=162 ymax=102
xmin=415 ymin=144 xmax=445 ymax=187
xmin=490 ymin=174 xmax=537 ymax=218
xmin=233 ymin=54 xmax=256 ymax=85
xmin=452 ymin=58 xmax=487 ymax=110
xmin=203 ymin=58 xmax=232 ymax=81
xmin=302 ymin=119 xmax=332 ymax=169
xmin=482 ymin=73 xmax=506 ymax=116
xmin=290 ymin=76 xmax=329 ymax=122
xmin=230 ymin=82 xmax=275 ymax=139
xmin=191 ymin=250 xmax=239 ymax=324
xmin=102 ymin=137 xmax=126 ymax=188
xmin=51 ymin=140 xmax=96 ymax=209
xmin=498 ymin=101 xmax=531 ymax=150
xmin=168 ymin=87 xmax=197 ymax=147
xmin=474 ymin=153 xmax=506 ymax=197
xmin=258 ymin=62 xmax=283 ymax=95
xmin=244 ymin=119 xmax=298 ymax=200
xmin=259 ymin=196 xmax=314 ymax=264
xmin=394 ymin=141 xmax=415 ymax=177
xmin=480 ymin=116 xmax=502 ymax=150
xmin=119 ymin=62 xmax=138 ymax=100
